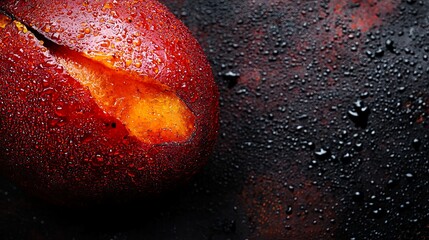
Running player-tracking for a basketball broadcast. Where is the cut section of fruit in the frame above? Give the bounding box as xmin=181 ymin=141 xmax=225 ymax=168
xmin=52 ymin=46 xmax=196 ymax=145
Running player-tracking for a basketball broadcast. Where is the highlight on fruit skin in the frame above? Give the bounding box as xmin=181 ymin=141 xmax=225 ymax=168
xmin=0 ymin=0 xmax=219 ymax=205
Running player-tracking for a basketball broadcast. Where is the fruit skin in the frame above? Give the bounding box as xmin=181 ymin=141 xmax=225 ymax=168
xmin=0 ymin=0 xmax=219 ymax=205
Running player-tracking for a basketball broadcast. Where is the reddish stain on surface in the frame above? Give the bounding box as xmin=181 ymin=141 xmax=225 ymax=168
xmin=240 ymin=171 xmax=337 ymax=239
xmin=239 ymin=68 xmax=262 ymax=89
xmin=330 ymin=0 xmax=400 ymax=32
xmin=220 ymin=0 xmax=401 ymax=92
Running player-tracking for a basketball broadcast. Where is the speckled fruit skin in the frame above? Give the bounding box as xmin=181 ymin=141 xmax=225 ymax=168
xmin=0 ymin=0 xmax=218 ymax=205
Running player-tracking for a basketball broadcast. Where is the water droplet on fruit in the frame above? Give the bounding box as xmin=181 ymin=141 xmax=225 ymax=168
xmin=51 ymin=32 xmax=60 ymax=40
xmin=96 ymin=154 xmax=104 ymax=162
xmin=43 ymin=25 xmax=51 ymax=33
xmin=47 ymin=117 xmax=66 ymax=128
xmin=103 ymin=2 xmax=113 ymax=10
xmin=110 ymin=11 xmax=119 ymax=18
xmin=47 ymin=118 xmax=58 ymax=127
xmin=134 ymin=61 xmax=142 ymax=68
xmin=125 ymin=59 xmax=133 ymax=67
xmin=99 ymin=40 xmax=110 ymax=48
xmin=55 ymin=105 xmax=67 ymax=117
xmin=40 ymin=87 xmax=59 ymax=102
xmin=132 ymin=38 xmax=142 ymax=47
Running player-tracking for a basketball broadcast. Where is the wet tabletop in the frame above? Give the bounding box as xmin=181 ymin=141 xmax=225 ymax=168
xmin=1 ymin=0 xmax=428 ymax=239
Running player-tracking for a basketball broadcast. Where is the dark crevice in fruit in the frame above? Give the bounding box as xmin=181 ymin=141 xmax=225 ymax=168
xmin=0 ymin=8 xmax=56 ymax=48
xmin=0 ymin=8 xmax=14 ymax=21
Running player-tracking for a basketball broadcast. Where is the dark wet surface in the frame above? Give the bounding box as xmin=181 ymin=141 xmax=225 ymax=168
xmin=1 ymin=0 xmax=428 ymax=239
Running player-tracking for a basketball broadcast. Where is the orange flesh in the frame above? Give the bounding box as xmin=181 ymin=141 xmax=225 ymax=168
xmin=52 ymin=47 xmax=196 ymax=145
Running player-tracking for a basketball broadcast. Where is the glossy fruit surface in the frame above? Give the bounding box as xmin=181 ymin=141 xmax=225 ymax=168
xmin=0 ymin=0 xmax=218 ymax=205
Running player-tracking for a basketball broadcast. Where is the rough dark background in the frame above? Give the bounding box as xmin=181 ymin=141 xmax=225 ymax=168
xmin=1 ymin=0 xmax=428 ymax=239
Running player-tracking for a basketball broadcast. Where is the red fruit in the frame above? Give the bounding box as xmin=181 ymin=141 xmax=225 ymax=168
xmin=0 ymin=0 xmax=218 ymax=205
